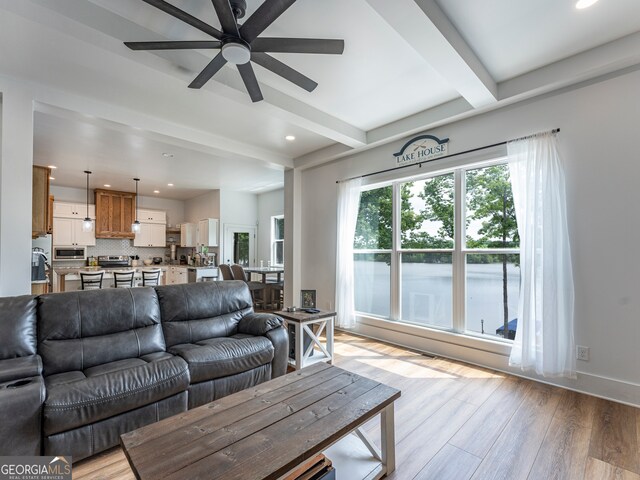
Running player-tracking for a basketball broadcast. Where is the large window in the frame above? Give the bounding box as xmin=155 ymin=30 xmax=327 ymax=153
xmin=353 ymin=161 xmax=520 ymax=341
xmin=271 ymin=215 xmax=284 ymax=266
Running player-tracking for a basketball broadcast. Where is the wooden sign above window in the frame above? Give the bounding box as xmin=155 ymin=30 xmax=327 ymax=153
xmin=393 ymin=134 xmax=449 ymax=166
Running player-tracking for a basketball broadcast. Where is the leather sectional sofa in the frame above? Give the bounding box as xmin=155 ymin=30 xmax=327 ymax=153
xmin=0 ymin=280 xmax=287 ymax=462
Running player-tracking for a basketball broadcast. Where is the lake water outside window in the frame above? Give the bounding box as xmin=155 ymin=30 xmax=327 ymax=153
xmin=353 ymin=161 xmax=520 ymax=341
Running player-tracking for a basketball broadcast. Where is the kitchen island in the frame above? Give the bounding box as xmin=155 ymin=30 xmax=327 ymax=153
xmin=53 ymin=265 xmax=167 ymax=292
xmin=53 ymin=265 xmax=219 ymax=292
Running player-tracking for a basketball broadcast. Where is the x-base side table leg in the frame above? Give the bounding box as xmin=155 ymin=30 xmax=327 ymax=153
xmin=380 ymin=403 xmax=396 ymax=474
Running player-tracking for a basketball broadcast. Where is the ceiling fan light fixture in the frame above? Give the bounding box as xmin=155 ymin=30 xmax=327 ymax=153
xmin=575 ymin=0 xmax=599 ymax=9
xmin=221 ymin=42 xmax=251 ymax=65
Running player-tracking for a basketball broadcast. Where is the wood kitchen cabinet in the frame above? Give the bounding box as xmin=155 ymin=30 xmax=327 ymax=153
xmin=32 ymin=166 xmax=50 ymax=238
xmin=167 ymin=266 xmax=188 ymax=285
xmin=94 ymin=189 xmax=136 ymax=239
xmin=47 ymin=195 xmax=54 ymax=234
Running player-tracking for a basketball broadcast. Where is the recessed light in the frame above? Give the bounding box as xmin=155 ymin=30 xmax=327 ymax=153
xmin=162 ymin=152 xmax=174 ymax=158
xmin=575 ymin=0 xmax=599 ymax=8
xmin=48 ymin=165 xmax=57 ymax=169
xmin=167 ymin=183 xmax=174 ymax=187
xmin=103 ymin=184 xmax=111 ymax=188
xmin=285 ymin=135 xmax=296 ymax=141
xmin=153 ymin=190 xmax=160 ymax=194
xmin=49 ymin=176 xmax=55 ymax=180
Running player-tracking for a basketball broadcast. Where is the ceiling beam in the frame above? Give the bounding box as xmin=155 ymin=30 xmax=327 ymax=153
xmin=365 ymin=0 xmax=497 ymax=108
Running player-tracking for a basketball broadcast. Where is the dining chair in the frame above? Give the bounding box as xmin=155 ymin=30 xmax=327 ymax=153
xmin=231 ymin=264 xmax=266 ymax=309
xmin=141 ymin=268 xmax=161 ymax=286
xmin=113 ymin=270 xmax=135 ymax=288
xmin=219 ymin=264 xmax=235 ymax=280
xmin=80 ymin=270 xmax=104 ymax=290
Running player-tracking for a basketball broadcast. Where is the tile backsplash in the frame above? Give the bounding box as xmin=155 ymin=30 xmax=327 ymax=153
xmin=87 ymin=239 xmax=166 ymax=260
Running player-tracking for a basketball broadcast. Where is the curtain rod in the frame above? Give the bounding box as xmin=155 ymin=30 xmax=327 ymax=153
xmin=336 ymin=128 xmax=560 ymax=184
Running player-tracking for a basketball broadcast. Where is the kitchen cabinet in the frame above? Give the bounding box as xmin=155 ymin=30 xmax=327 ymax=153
xmin=197 ymin=218 xmax=219 ymax=247
xmin=53 ymin=201 xmax=95 ymax=219
xmin=53 ymin=217 xmax=96 ymax=246
xmin=134 ymin=223 xmax=166 ymax=247
xmin=167 ymin=266 xmax=188 ymax=285
xmin=32 ymin=166 xmax=51 ymax=238
xmin=47 ymin=195 xmax=54 ymax=234
xmin=180 ymin=223 xmax=197 ymax=247
xmin=137 ymin=209 xmax=166 ymax=224
xmin=95 ymin=189 xmax=136 ymax=239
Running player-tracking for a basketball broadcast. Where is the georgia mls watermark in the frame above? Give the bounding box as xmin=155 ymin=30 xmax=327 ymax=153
xmin=0 ymin=456 xmax=71 ymax=480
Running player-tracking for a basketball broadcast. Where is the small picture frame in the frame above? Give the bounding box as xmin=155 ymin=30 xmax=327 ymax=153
xmin=300 ymin=289 xmax=317 ymax=309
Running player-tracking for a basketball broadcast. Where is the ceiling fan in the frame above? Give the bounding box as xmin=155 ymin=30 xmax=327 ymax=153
xmin=125 ymin=0 xmax=345 ymax=102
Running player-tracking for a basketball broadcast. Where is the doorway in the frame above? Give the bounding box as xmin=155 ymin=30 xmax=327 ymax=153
xmin=223 ymin=224 xmax=257 ymax=266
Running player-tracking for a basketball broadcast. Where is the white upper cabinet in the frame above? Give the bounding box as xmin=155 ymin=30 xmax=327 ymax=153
xmin=197 ymin=218 xmax=219 ymax=247
xmin=52 ymin=217 xmax=96 ymax=246
xmin=180 ymin=223 xmax=197 ymax=247
xmin=134 ymin=223 xmax=166 ymax=247
xmin=136 ymin=209 xmax=166 ymax=224
xmin=54 ymin=201 xmax=95 ymax=219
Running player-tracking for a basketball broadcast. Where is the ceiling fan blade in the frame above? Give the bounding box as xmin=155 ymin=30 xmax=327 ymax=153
xmin=125 ymin=41 xmax=222 ymax=50
xmin=252 ymin=53 xmax=317 ymax=92
xmin=252 ymin=38 xmax=344 ymax=55
xmin=142 ymin=0 xmax=222 ymax=39
xmin=211 ymin=0 xmax=239 ymax=35
xmin=189 ymin=52 xmax=228 ymax=89
xmin=237 ymin=63 xmax=264 ymax=102
xmin=239 ymin=0 xmax=297 ymax=43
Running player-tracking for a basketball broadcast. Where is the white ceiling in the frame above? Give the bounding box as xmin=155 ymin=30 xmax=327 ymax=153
xmin=1 ymin=0 xmax=639 ymax=199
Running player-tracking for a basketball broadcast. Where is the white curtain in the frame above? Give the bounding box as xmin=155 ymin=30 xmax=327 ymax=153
xmin=507 ymin=132 xmax=575 ymax=378
xmin=335 ymin=178 xmax=362 ymax=328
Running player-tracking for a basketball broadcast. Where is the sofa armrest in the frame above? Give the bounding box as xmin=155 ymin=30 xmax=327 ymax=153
xmin=237 ymin=313 xmax=284 ymax=336
xmin=266 ymin=326 xmax=288 ymax=378
xmin=0 ymin=355 xmax=42 ymax=383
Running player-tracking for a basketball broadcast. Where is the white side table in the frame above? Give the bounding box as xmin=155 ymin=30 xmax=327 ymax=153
xmin=276 ymin=310 xmax=336 ymax=370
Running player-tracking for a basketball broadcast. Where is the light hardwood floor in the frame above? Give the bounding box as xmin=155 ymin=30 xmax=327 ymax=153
xmin=73 ymin=332 xmax=640 ymax=480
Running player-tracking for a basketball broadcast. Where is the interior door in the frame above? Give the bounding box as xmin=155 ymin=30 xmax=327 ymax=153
xmin=223 ymin=224 xmax=256 ymax=267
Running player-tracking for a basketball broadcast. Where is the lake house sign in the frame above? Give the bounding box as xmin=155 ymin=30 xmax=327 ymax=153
xmin=393 ymin=134 xmax=449 ymax=166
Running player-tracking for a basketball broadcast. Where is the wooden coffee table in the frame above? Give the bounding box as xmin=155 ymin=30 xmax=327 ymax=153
xmin=120 ymin=363 xmax=400 ymax=480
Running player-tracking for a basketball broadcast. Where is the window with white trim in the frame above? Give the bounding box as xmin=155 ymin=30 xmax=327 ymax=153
xmin=353 ymin=160 xmax=520 ymax=340
xmin=271 ymin=215 xmax=284 ymax=266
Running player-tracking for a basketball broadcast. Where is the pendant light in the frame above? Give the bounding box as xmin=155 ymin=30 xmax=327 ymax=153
xmin=81 ymin=170 xmax=93 ymax=232
xmin=132 ymin=178 xmax=141 ymax=234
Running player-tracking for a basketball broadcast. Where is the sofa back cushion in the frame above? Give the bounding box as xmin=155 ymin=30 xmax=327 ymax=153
xmin=37 ymin=287 xmax=165 ymax=376
xmin=155 ymin=281 xmax=253 ymax=348
xmin=0 ymin=295 xmax=37 ymax=360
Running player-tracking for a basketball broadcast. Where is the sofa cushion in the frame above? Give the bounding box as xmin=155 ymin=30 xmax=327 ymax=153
xmin=38 ymin=288 xmax=165 ymax=376
xmin=43 ymin=355 xmax=189 ymax=436
xmin=155 ymin=281 xmax=253 ymax=348
xmin=169 ymin=335 xmax=274 ymax=383
xmin=0 ymin=295 xmax=37 ymax=359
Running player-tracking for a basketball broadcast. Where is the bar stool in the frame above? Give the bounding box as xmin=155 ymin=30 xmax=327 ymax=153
xmin=219 ymin=264 xmax=234 ymax=280
xmin=141 ymin=268 xmax=161 ymax=286
xmin=113 ymin=270 xmax=135 ymax=288
xmin=80 ymin=270 xmax=104 ymax=290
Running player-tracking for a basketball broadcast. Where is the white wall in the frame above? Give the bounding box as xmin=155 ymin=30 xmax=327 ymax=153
xmin=184 ymin=190 xmax=220 ymax=223
xmin=257 ymin=189 xmax=284 ymax=265
xmin=299 ymin=68 xmax=640 ymax=406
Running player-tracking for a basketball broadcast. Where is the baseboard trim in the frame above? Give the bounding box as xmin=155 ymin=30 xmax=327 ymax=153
xmin=346 ymin=319 xmax=640 ymax=408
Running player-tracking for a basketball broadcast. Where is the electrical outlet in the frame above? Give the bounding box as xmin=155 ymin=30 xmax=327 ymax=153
xmin=576 ymin=345 xmax=590 ymax=361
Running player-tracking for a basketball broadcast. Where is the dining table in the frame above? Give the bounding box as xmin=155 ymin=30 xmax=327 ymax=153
xmin=244 ymin=266 xmax=285 ymax=284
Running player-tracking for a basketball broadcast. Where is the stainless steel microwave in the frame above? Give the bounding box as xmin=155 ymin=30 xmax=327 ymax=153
xmin=53 ymin=246 xmax=87 ymax=260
